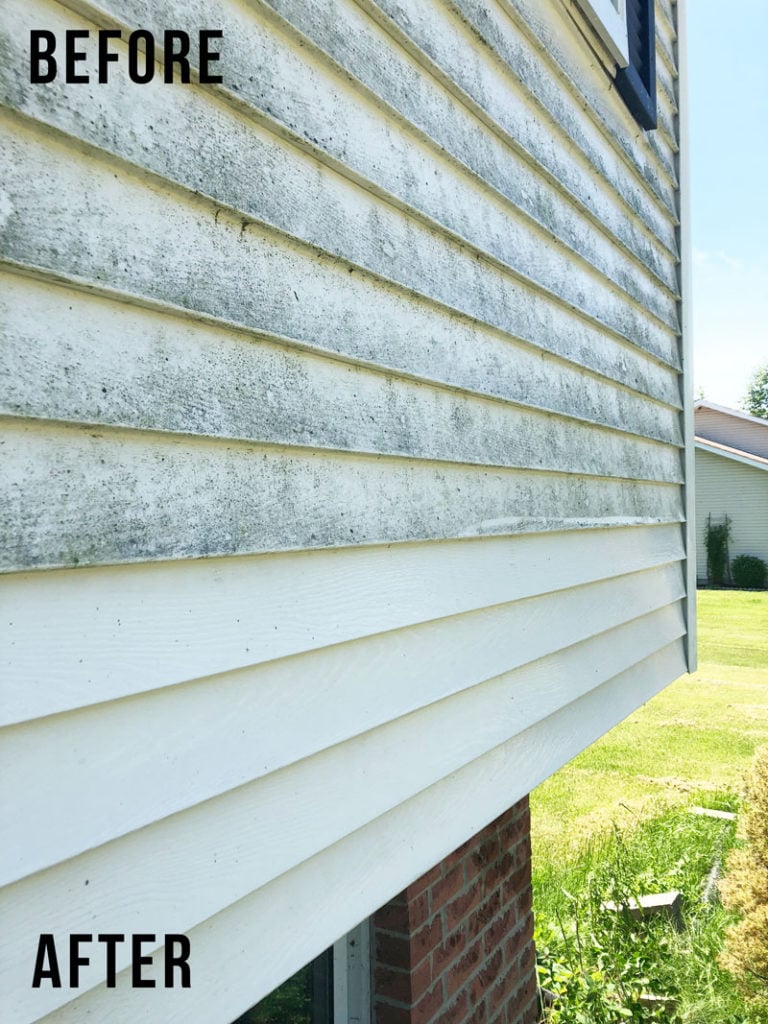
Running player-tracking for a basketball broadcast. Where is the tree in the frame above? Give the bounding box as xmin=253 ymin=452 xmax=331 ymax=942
xmin=742 ymin=364 xmax=768 ymax=420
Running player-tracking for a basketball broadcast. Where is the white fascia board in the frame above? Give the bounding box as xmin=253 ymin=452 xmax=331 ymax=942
xmin=577 ymin=0 xmax=630 ymax=66
xmin=695 ymin=438 xmax=768 ymax=471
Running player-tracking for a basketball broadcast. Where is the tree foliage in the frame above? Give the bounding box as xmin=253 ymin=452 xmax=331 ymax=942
xmin=719 ymin=746 xmax=768 ymax=1004
xmin=743 ymin=365 xmax=768 ymax=420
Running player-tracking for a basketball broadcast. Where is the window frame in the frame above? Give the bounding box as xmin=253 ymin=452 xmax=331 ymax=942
xmin=578 ymin=0 xmax=631 ymax=67
xmin=576 ymin=0 xmax=658 ymax=130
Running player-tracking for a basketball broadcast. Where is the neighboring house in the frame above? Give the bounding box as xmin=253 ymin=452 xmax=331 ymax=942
xmin=694 ymin=401 xmax=768 ymax=580
xmin=1 ymin=2 xmax=691 ymax=1024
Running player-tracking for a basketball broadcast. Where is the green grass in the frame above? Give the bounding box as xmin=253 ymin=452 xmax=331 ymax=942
xmin=532 ymin=590 xmax=768 ymax=854
xmin=532 ymin=590 xmax=768 ymax=1023
xmin=535 ymin=807 xmax=754 ymax=1023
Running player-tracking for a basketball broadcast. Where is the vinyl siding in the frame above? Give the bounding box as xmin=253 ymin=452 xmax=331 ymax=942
xmin=695 ymin=447 xmax=768 ymax=577
xmin=0 ymin=0 xmax=688 ymax=1021
xmin=695 ymin=406 xmax=768 ymax=459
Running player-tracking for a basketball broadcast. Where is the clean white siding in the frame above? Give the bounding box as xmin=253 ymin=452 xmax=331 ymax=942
xmin=695 ymin=406 xmax=768 ymax=459
xmin=695 ymin=448 xmax=768 ymax=576
xmin=0 ymin=0 xmax=688 ymax=1021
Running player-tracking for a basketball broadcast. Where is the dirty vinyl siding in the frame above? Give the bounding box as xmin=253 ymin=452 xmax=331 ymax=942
xmin=0 ymin=0 xmax=687 ymax=1021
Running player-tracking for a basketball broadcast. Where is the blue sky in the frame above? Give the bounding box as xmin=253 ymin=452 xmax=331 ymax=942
xmin=687 ymin=0 xmax=768 ymax=408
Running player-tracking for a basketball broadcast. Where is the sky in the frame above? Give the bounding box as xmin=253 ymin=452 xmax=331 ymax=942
xmin=687 ymin=0 xmax=768 ymax=409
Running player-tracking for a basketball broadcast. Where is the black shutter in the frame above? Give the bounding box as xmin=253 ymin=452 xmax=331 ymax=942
xmin=615 ymin=0 xmax=657 ymax=129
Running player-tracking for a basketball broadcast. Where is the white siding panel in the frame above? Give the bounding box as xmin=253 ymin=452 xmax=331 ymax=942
xmin=0 ymin=278 xmax=683 ymax=482
xmin=0 ymin=0 xmax=688 ymax=1018
xmin=1 ymin=524 xmax=685 ymax=725
xmin=1 ymin=268 xmax=683 ymax=447
xmin=16 ymin=642 xmax=687 ymax=1024
xmin=1 ymin=0 xmax=679 ymax=335
xmin=1 ymin=110 xmax=682 ymax=385
xmin=4 ymin=610 xmax=684 ymax=1021
xmin=2 ymin=419 xmax=683 ymax=573
xmin=2 ymin=562 xmax=685 ymax=884
xmin=694 ymin=448 xmax=768 ymax=576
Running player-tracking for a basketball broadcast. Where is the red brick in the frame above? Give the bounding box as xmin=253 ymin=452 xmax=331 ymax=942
xmin=412 ymin=916 xmax=444 ymax=965
xmin=376 ymin=1002 xmax=412 ymax=1024
xmin=467 ymin=890 xmax=501 ymax=941
xmin=513 ymin=889 xmax=532 ymax=922
xmin=466 ymin=996 xmax=488 ymax=1024
xmin=488 ymin=961 xmax=521 ymax=1016
xmin=409 ymin=865 xmax=443 ymax=897
xmin=502 ymin=915 xmax=534 ymax=967
xmin=433 ymin=929 xmax=467 ymax=976
xmin=499 ymin=810 xmax=530 ymax=851
xmin=375 ymin=902 xmax=411 ymax=934
xmin=501 ymin=865 xmax=531 ymax=906
xmin=431 ymin=864 xmax=465 ymax=910
xmin=507 ymin=976 xmax=537 ymax=1024
xmin=412 ymin=956 xmax=433 ymax=1003
xmin=445 ymin=938 xmax=483 ymax=997
xmin=409 ymin=891 xmax=432 ymax=930
xmin=377 ymin=930 xmax=412 ymax=971
xmin=483 ymin=852 xmax=514 ymax=896
xmin=483 ymin=907 xmax=514 ymax=957
xmin=469 ymin=837 xmax=500 ymax=878
xmin=413 ymin=981 xmax=445 ymax=1024
xmin=436 ymin=989 xmax=468 ymax=1024
xmin=376 ymin=966 xmax=413 ymax=1005
xmin=446 ymin=884 xmax=483 ymax=933
xmin=468 ymin=949 xmax=503 ymax=1005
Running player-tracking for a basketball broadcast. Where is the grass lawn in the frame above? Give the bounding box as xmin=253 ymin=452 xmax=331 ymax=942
xmin=532 ymin=589 xmax=768 ymax=857
xmin=532 ymin=590 xmax=768 ymax=1022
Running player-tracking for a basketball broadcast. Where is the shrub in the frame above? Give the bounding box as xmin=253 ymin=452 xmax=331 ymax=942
xmin=719 ymin=747 xmax=768 ymax=1006
xmin=731 ymin=555 xmax=768 ymax=590
xmin=705 ymin=515 xmax=732 ymax=585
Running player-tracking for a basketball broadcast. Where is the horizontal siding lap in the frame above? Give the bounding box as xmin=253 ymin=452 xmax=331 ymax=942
xmin=0 ymin=57 xmax=684 ymax=372
xmin=2 ymin=418 xmax=685 ymax=571
xmin=0 ymin=269 xmax=684 ymax=447
xmin=254 ymin=0 xmax=680 ymax=313
xmin=2 ymin=605 xmax=686 ymax=1016
xmin=1 ymin=287 xmax=684 ymax=482
xmin=0 ymin=0 xmax=688 ymax=1018
xmin=0 ymin=523 xmax=686 ymax=724
xmin=1 ymin=561 xmax=685 ymax=884
xmin=368 ymin=0 xmax=679 ymax=266
xmin=1 ymin=126 xmax=687 ymax=411
xmin=449 ymin=0 xmax=678 ymax=220
xmin=2 ymin=0 xmax=681 ymax=328
xmin=5 ymin=641 xmax=688 ymax=1024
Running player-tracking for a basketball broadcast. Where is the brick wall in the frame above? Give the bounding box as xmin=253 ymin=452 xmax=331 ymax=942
xmin=372 ymin=797 xmax=537 ymax=1024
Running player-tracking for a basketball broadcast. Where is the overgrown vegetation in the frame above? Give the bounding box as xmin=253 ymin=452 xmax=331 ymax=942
xmin=535 ymin=804 xmax=755 ymax=1023
xmin=731 ymin=555 xmax=768 ymax=591
xmin=705 ymin=514 xmax=732 ymax=585
xmin=532 ymin=590 xmax=768 ymax=1021
xmin=719 ymin=747 xmax=768 ymax=1009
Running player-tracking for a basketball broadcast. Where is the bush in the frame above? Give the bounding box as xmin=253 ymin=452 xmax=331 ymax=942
xmin=719 ymin=747 xmax=768 ymax=1007
xmin=731 ymin=555 xmax=768 ymax=590
xmin=705 ymin=515 xmax=732 ymax=585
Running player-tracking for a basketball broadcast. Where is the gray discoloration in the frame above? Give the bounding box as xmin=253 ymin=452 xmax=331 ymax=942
xmin=1 ymin=270 xmax=684 ymax=474
xmin=1 ymin=115 xmax=682 ymax=407
xmin=0 ymin=0 xmax=679 ymax=351
xmin=1 ymin=419 xmax=684 ymax=571
xmin=0 ymin=265 xmax=683 ymax=448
